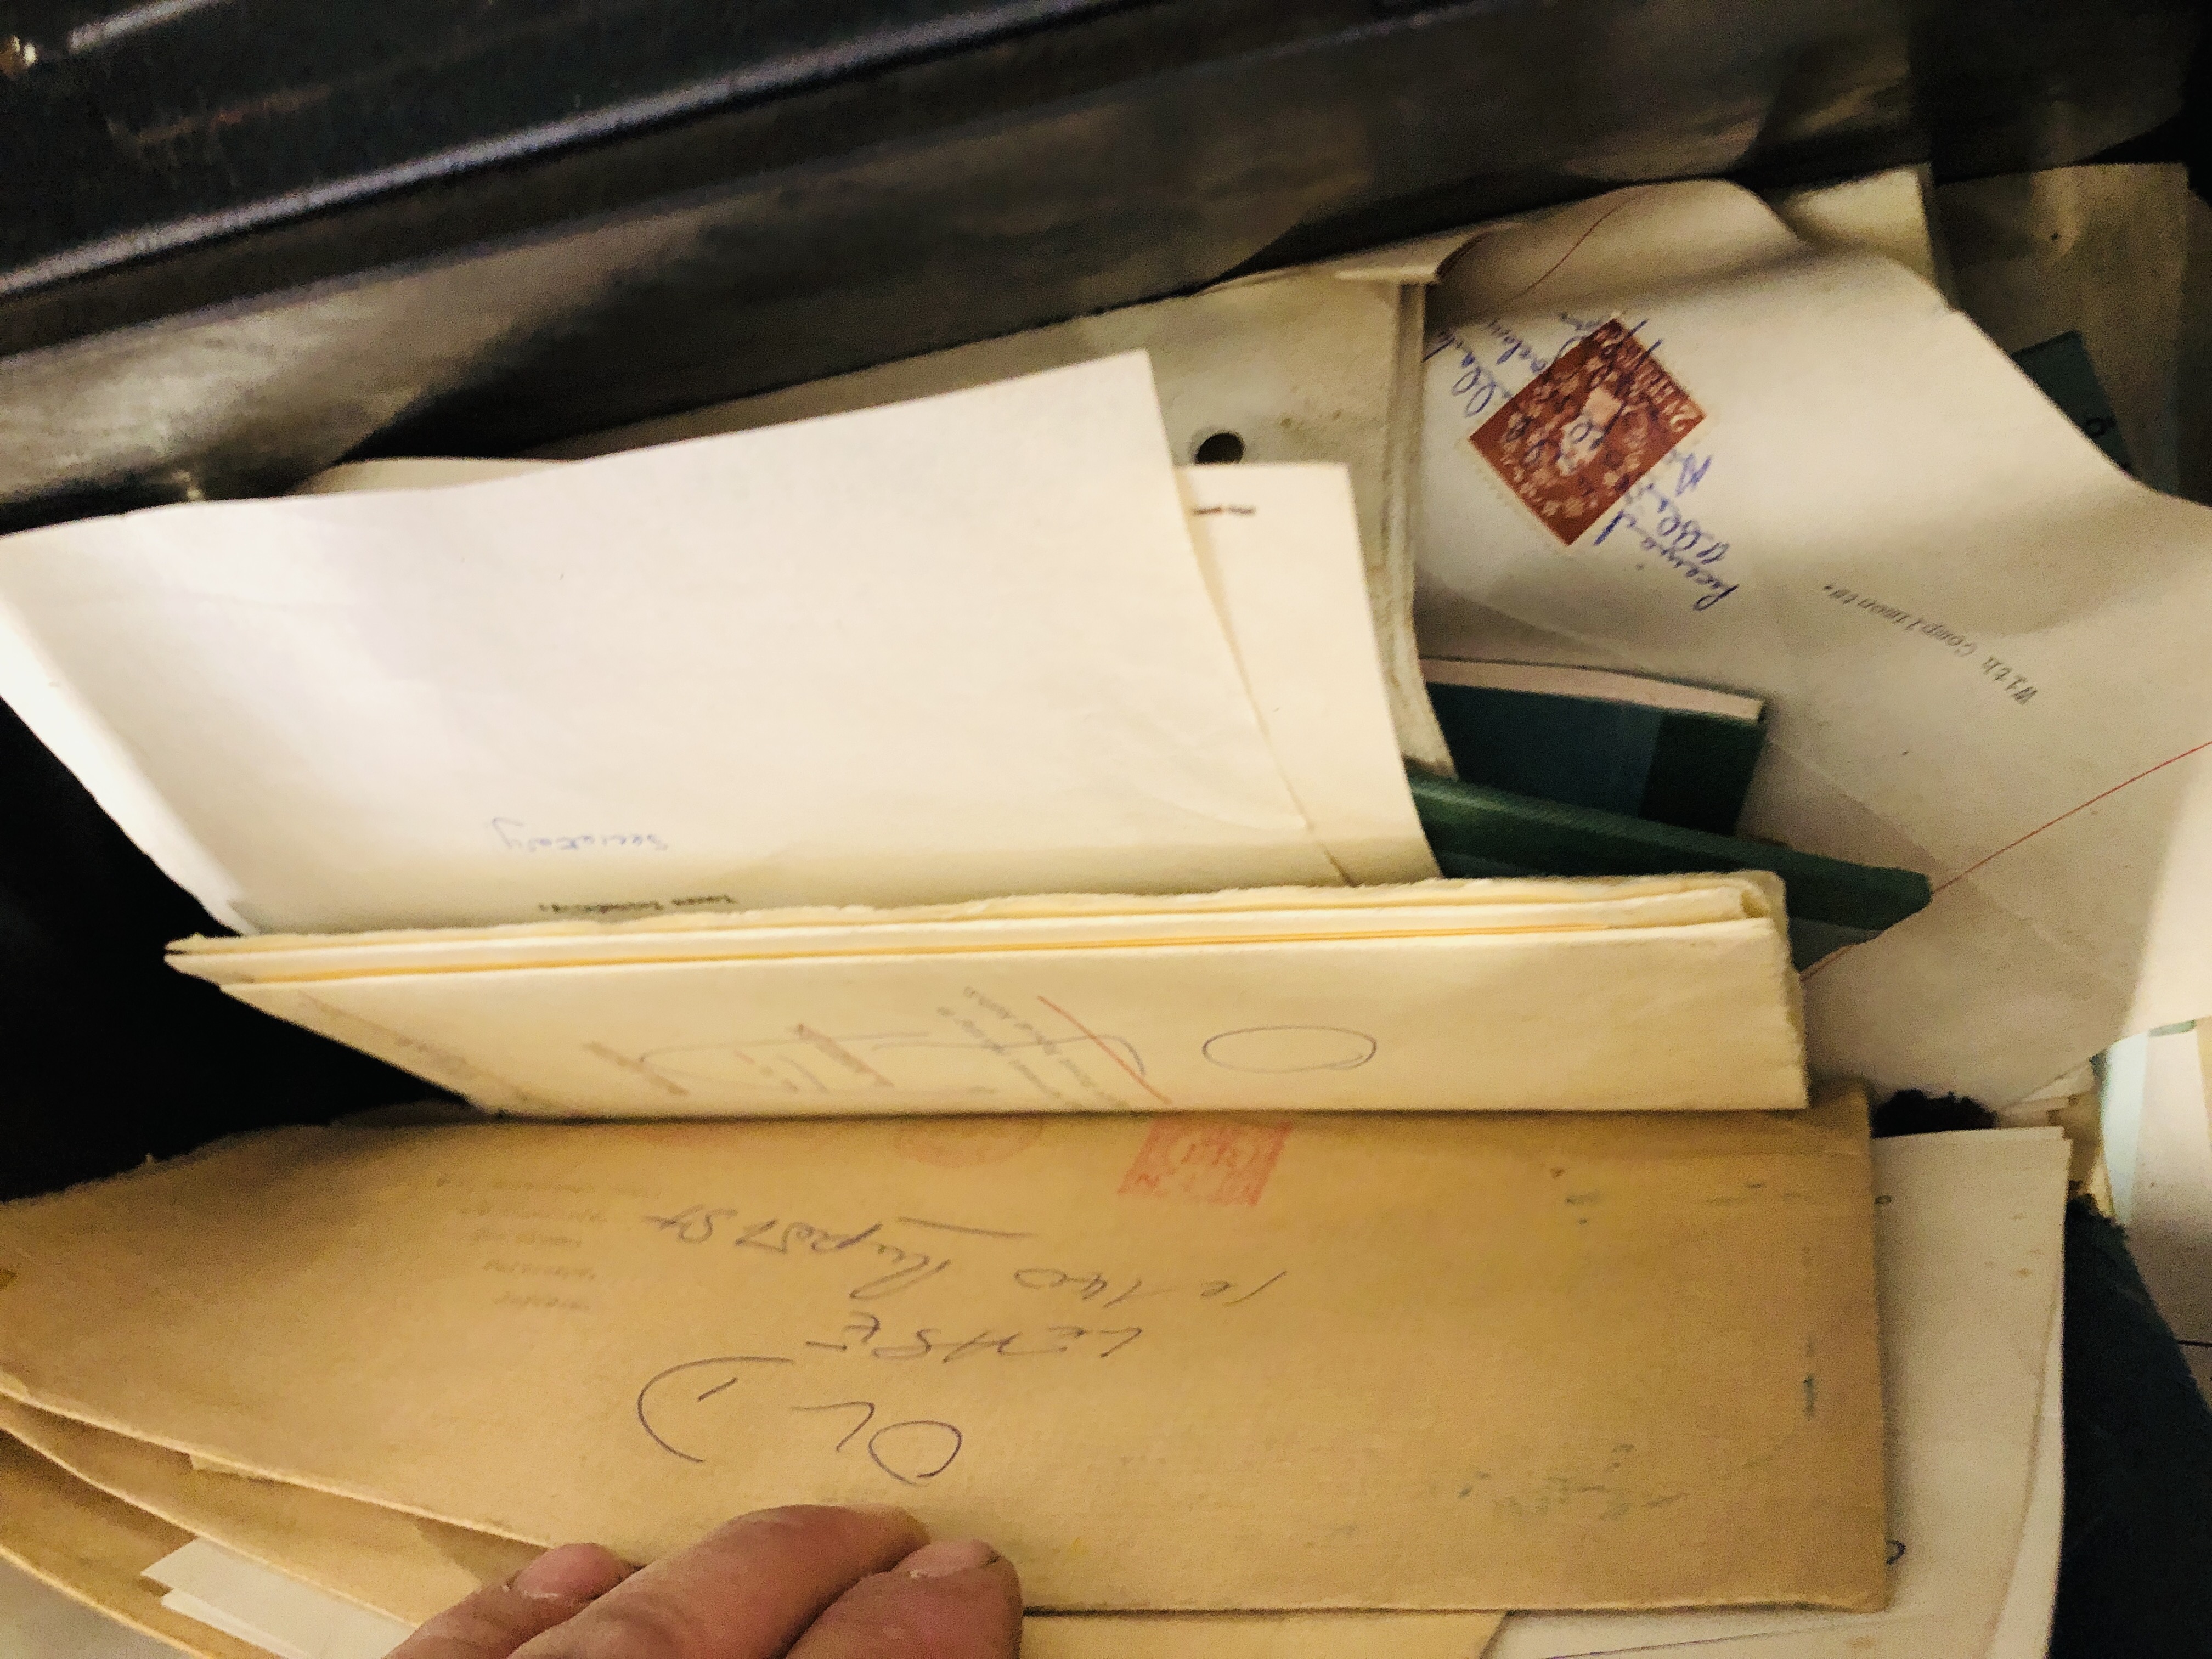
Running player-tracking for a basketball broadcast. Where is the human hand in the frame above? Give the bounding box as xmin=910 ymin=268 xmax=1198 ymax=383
xmin=390 ymin=1505 xmax=1020 ymax=1658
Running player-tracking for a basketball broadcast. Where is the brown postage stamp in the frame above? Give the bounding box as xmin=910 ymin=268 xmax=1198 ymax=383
xmin=1469 ymin=319 xmax=1705 ymax=543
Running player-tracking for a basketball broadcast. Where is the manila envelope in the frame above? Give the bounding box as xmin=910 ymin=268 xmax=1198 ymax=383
xmin=0 ymin=1411 xmax=1505 ymax=1659
xmin=0 ymin=1091 xmax=1885 ymax=1611
xmin=0 ymin=1434 xmax=270 ymax=1659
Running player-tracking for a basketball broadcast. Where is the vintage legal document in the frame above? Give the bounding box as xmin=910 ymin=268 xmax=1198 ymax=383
xmin=1418 ymin=179 xmax=2212 ymax=1102
xmin=0 ymin=1092 xmax=1884 ymax=1611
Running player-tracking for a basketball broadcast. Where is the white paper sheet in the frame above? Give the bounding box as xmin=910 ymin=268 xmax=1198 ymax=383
xmin=1181 ymin=466 xmax=1437 ymax=883
xmin=1492 ymin=1127 xmax=2069 ymax=1659
xmin=1983 ymin=1300 xmax=2064 ymax=1659
xmin=146 ymin=1542 xmax=407 ymax=1659
xmin=0 ymin=354 xmax=1368 ymax=934
xmin=535 ymin=246 xmax=1486 ymax=771
xmin=1416 ymin=179 xmax=2212 ymax=1102
xmin=2101 ymin=1022 xmax=2212 ymax=1404
xmin=298 ymin=456 xmax=1438 ymax=894
xmin=1768 ymin=165 xmax=1953 ymax=300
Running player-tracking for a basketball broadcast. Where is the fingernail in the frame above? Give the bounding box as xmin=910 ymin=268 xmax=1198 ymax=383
xmin=512 ymin=1543 xmax=634 ymax=1602
xmin=899 ymin=1538 xmax=998 ymax=1578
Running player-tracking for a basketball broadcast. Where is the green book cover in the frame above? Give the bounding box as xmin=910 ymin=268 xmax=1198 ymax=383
xmin=1424 ymin=662 xmax=1765 ymax=837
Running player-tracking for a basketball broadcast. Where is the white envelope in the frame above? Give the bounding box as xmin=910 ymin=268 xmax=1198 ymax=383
xmin=1415 ymin=177 xmax=2212 ymax=1102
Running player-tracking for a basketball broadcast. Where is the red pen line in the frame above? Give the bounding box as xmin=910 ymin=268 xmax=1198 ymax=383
xmin=1933 ymin=736 xmax=2212 ymax=896
xmin=1036 ymin=996 xmax=1171 ymax=1107
xmin=1493 ymin=198 xmax=1635 ymax=312
xmin=1802 ymin=735 xmax=2212 ymax=982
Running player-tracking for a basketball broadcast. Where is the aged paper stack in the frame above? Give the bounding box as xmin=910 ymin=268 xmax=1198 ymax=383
xmin=0 ymin=1118 xmax=2070 ymax=1659
xmin=0 ymin=349 xmax=1816 ymax=1119
xmin=0 ymin=1092 xmax=1887 ymax=1651
xmin=0 ymin=205 xmax=1955 ymax=1656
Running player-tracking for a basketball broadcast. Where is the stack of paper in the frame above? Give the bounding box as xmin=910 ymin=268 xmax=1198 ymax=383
xmin=0 ymin=178 xmax=1993 ymax=1659
xmin=162 ymin=873 xmax=1806 ymax=1115
xmin=0 ymin=1116 xmax=2068 ymax=1659
xmin=0 ymin=1092 xmax=1887 ymax=1619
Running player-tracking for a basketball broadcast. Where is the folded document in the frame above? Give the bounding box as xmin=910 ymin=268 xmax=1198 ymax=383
xmin=167 ymin=873 xmax=1807 ymax=1115
xmin=0 ymin=1088 xmax=1884 ymax=1611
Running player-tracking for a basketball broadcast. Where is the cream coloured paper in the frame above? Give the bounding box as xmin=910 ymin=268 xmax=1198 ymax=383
xmin=1417 ymin=178 xmax=2212 ymax=1102
xmin=164 ymin=876 xmax=1808 ymax=1115
xmin=1181 ymin=466 xmax=1438 ymax=883
xmin=296 ymin=455 xmax=1440 ymax=892
xmin=1491 ymin=1127 xmax=2067 ymax=1659
xmin=531 ymin=243 xmax=1502 ymax=772
xmin=1982 ymin=1300 xmax=2063 ymax=1659
xmin=145 ymin=1542 xmax=408 ymax=1659
xmin=0 ymin=1093 xmax=1884 ymax=1611
xmin=0 ymin=354 xmax=1355 ymax=935
xmin=1767 ymin=165 xmax=1953 ymax=300
xmin=168 ymin=873 xmax=1785 ymax=981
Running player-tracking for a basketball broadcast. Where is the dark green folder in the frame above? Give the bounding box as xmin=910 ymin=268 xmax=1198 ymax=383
xmin=1408 ymin=770 xmax=1931 ymax=969
xmin=2011 ymin=331 xmax=2133 ymax=475
xmin=1426 ymin=679 xmax=1765 ymax=837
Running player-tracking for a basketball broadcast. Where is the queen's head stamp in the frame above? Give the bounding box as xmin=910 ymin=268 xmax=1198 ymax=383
xmin=1469 ymin=319 xmax=1705 ymax=543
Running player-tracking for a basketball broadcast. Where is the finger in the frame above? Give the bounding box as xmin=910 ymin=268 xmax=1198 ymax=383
xmin=392 ymin=1544 xmax=636 ymax=1659
xmin=784 ymin=1537 xmax=1022 ymax=1659
xmin=514 ymin=1505 xmax=928 ymax=1659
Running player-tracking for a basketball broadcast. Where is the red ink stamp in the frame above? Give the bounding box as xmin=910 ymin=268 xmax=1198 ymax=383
xmin=1469 ymin=319 xmax=1705 ymax=543
xmin=1118 ymin=1118 xmax=1290 ymax=1206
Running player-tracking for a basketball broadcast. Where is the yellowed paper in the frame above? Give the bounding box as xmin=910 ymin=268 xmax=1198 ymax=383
xmin=1492 ymin=1127 xmax=2068 ymax=1658
xmin=0 ymin=1399 xmax=530 ymax=1626
xmin=0 ymin=1092 xmax=1883 ymax=1610
xmin=1182 ymin=466 xmax=1438 ymax=884
xmin=165 ymin=875 xmax=1807 ymax=1116
xmin=0 ymin=1436 xmax=261 ymax=1659
xmin=0 ymin=1411 xmax=1503 ymax=1659
xmin=169 ymin=872 xmax=1784 ymax=979
xmin=143 ymin=1541 xmax=409 ymax=1659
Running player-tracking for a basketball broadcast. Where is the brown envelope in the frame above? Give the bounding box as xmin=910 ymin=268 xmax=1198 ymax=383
xmin=0 ymin=1092 xmax=1884 ymax=1611
xmin=0 ymin=1434 xmax=267 ymax=1659
xmin=0 ymin=1404 xmax=1505 ymax=1658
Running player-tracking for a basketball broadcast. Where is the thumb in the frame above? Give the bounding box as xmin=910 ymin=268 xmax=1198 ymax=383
xmin=392 ymin=1544 xmax=635 ymax=1659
